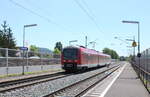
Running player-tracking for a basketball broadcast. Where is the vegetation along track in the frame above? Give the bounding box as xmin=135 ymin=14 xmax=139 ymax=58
xmin=0 ymin=71 xmax=71 ymax=93
xmin=44 ymin=65 xmax=120 ymax=97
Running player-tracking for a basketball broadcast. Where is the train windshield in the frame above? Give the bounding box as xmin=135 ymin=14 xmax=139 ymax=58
xmin=63 ymin=48 xmax=78 ymax=60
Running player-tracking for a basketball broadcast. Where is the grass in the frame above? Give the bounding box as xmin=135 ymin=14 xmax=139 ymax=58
xmin=0 ymin=69 xmax=63 ymax=79
xmin=0 ymin=73 xmax=22 ymax=78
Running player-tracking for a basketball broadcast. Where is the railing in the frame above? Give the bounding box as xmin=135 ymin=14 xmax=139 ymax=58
xmin=0 ymin=48 xmax=61 ymax=76
xmin=131 ymin=48 xmax=150 ymax=93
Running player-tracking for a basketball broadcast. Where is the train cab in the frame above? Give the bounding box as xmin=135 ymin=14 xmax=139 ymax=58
xmin=61 ymin=47 xmax=80 ymax=71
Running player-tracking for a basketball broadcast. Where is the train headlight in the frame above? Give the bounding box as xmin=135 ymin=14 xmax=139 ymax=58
xmin=63 ymin=60 xmax=66 ymax=62
xmin=74 ymin=60 xmax=78 ymax=62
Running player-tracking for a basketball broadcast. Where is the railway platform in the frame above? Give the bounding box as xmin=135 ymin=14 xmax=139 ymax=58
xmin=83 ymin=62 xmax=150 ymax=97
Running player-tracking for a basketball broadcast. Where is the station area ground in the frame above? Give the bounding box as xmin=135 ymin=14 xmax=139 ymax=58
xmin=83 ymin=62 xmax=150 ymax=97
xmin=0 ymin=68 xmax=63 ymax=83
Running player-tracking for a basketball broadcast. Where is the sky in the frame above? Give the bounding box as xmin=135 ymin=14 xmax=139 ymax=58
xmin=0 ymin=0 xmax=150 ymax=56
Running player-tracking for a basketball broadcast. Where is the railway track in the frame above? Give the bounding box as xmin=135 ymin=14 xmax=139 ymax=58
xmin=0 ymin=71 xmax=71 ymax=93
xmin=0 ymin=63 xmax=121 ymax=97
xmin=0 ymin=66 xmax=108 ymax=94
xmin=44 ymin=65 xmax=120 ymax=97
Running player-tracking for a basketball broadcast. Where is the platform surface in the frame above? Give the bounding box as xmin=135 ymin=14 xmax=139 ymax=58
xmin=83 ymin=62 xmax=150 ymax=97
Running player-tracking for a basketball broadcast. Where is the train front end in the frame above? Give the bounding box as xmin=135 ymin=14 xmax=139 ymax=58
xmin=61 ymin=46 xmax=80 ymax=71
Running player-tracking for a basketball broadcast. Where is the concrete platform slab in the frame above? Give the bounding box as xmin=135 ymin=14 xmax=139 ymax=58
xmin=105 ymin=62 xmax=149 ymax=97
xmin=83 ymin=62 xmax=150 ymax=97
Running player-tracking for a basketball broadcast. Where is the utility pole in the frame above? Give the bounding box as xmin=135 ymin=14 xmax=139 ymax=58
xmin=85 ymin=36 xmax=87 ymax=48
xmin=133 ymin=36 xmax=136 ymax=61
xmin=92 ymin=42 xmax=96 ymax=49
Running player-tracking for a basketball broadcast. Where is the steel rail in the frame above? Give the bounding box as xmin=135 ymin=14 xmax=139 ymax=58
xmin=0 ymin=72 xmax=65 ymax=87
xmin=75 ymin=66 xmax=120 ymax=97
xmin=0 ymin=72 xmax=71 ymax=93
xmin=44 ymin=65 xmax=120 ymax=97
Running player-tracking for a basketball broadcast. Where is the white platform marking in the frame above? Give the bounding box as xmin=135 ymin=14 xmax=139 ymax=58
xmin=99 ymin=64 xmax=126 ymax=97
xmin=82 ymin=63 xmax=127 ymax=97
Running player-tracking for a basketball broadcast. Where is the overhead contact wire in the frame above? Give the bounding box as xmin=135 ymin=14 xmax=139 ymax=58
xmin=9 ymin=0 xmax=72 ymax=31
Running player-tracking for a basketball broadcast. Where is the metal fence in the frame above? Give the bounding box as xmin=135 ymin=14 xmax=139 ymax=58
xmin=131 ymin=48 xmax=150 ymax=93
xmin=0 ymin=48 xmax=61 ymax=75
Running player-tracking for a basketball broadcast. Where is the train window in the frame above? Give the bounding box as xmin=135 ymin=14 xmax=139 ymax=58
xmin=63 ymin=48 xmax=78 ymax=60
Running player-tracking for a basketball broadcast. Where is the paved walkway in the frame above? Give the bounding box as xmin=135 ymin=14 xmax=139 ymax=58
xmin=105 ymin=62 xmax=150 ymax=97
xmin=82 ymin=62 xmax=150 ymax=97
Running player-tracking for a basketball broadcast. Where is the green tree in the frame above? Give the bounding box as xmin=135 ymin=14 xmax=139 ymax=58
xmin=53 ymin=48 xmax=61 ymax=54
xmin=0 ymin=21 xmax=16 ymax=48
xmin=103 ymin=48 xmax=119 ymax=59
xmin=103 ymin=48 xmax=111 ymax=55
xmin=30 ymin=45 xmax=38 ymax=52
xmin=29 ymin=45 xmax=39 ymax=57
xmin=54 ymin=42 xmax=63 ymax=51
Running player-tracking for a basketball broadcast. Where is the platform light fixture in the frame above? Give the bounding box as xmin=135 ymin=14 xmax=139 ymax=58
xmin=122 ymin=20 xmax=141 ymax=77
xmin=22 ymin=24 xmax=37 ymax=75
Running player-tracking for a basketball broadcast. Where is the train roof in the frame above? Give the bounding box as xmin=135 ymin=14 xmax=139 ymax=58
xmin=63 ymin=46 xmax=111 ymax=57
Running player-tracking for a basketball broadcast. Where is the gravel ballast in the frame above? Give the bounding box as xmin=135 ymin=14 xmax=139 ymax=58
xmin=0 ymin=66 xmax=115 ymax=97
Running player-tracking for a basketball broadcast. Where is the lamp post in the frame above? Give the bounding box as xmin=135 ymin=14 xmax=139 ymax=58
xmin=22 ymin=24 xmax=37 ymax=75
xmin=23 ymin=24 xmax=37 ymax=48
xmin=69 ymin=40 xmax=78 ymax=46
xmin=114 ymin=36 xmax=131 ymax=57
xmin=87 ymin=41 xmax=96 ymax=49
xmin=126 ymin=46 xmax=133 ymax=56
xmin=85 ymin=36 xmax=87 ymax=48
xmin=122 ymin=20 xmax=140 ymax=77
xmin=126 ymin=36 xmax=136 ymax=61
xmin=114 ymin=36 xmax=130 ymax=44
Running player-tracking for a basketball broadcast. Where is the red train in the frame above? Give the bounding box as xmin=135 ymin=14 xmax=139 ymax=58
xmin=61 ymin=46 xmax=111 ymax=72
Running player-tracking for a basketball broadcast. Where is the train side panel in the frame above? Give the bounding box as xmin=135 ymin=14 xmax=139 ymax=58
xmin=61 ymin=46 xmax=111 ymax=71
xmin=79 ymin=48 xmax=107 ymax=69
